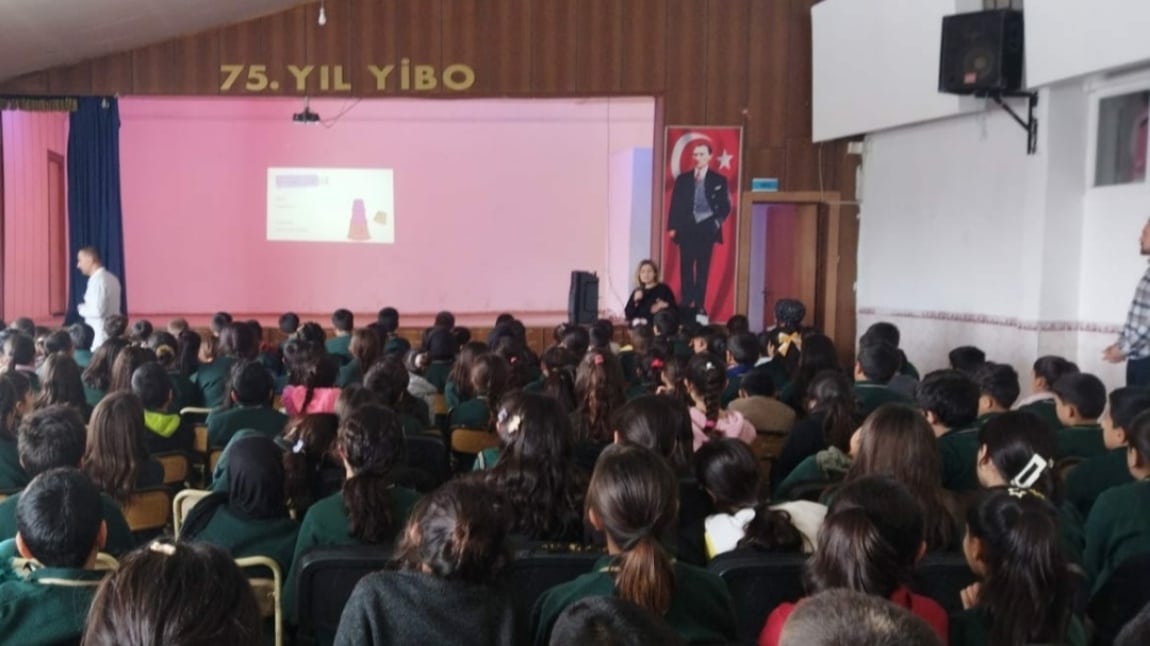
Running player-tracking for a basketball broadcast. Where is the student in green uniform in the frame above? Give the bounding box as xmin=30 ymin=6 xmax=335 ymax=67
xmin=974 ymin=411 xmax=1085 ymax=565
xmin=1085 ymin=409 xmax=1150 ymax=595
xmin=771 ymin=370 xmax=856 ymax=493
xmin=571 ymin=350 xmax=629 ymax=473
xmin=953 ymin=487 xmax=1086 ymax=646
xmin=325 ymin=308 xmax=354 ymax=364
xmin=336 ymin=328 xmax=380 ymax=387
xmin=283 ymin=404 xmax=421 ymax=625
xmin=181 ymin=435 xmax=298 ymax=574
xmin=205 ymin=359 xmax=288 ymax=448
xmin=83 ymin=539 xmax=262 ymax=645
xmin=132 ymin=361 xmax=194 ymax=455
xmin=948 ymin=345 xmax=986 ymax=377
xmin=4 ymin=333 xmax=40 ymax=391
xmin=69 ymin=322 xmax=95 ymax=369
xmin=1065 ymin=386 xmax=1150 ymax=517
xmin=107 ymin=345 xmax=156 ymax=395
xmin=36 ymin=353 xmax=92 ymax=422
xmin=862 ymin=321 xmax=919 ymax=379
xmin=364 ymin=355 xmax=429 ymax=435
xmin=376 ymin=307 xmax=411 ymax=357
xmin=1016 ymin=355 xmax=1079 ymax=431
xmin=423 ymin=328 xmax=458 ymax=393
xmin=917 ymin=369 xmax=981 ymax=492
xmin=276 ymin=413 xmax=343 ymax=511
xmin=971 ymin=361 xmax=1020 ymax=426
xmin=531 ymin=444 xmax=737 ymax=645
xmin=82 ymin=392 xmax=164 ymax=502
xmin=0 ymin=404 xmax=134 ymax=555
xmin=150 ymin=331 xmax=201 ymax=413
xmin=81 ymin=336 xmax=128 ymax=407
xmin=192 ymin=330 xmax=237 ymax=409
xmin=449 ymin=354 xmax=510 ymax=430
xmin=0 ymin=373 xmax=34 ymax=490
xmin=444 ymin=341 xmax=486 ymax=409
xmin=721 ymin=333 xmax=759 ymax=406
xmin=1051 ymin=372 xmax=1108 ymax=459
xmin=0 ymin=468 xmax=108 ymax=644
xmin=851 ymin=340 xmax=909 ymax=418
xmin=526 ymin=346 xmax=578 ymax=411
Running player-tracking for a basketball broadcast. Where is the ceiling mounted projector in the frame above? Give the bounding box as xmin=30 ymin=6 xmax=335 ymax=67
xmin=293 ymin=97 xmax=320 ymax=124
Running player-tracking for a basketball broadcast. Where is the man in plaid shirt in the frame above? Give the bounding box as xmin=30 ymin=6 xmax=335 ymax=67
xmin=1105 ymin=219 xmax=1150 ymax=386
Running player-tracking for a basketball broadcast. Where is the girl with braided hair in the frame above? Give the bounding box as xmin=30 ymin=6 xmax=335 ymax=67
xmin=683 ymin=351 xmax=754 ymax=450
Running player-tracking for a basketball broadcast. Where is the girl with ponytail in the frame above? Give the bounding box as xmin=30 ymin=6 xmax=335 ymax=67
xmin=955 ymin=487 xmax=1084 ymax=646
xmin=572 ymin=348 xmax=626 ymax=445
xmin=531 ymin=444 xmax=737 ymax=645
xmin=683 ymin=351 xmax=754 ymax=450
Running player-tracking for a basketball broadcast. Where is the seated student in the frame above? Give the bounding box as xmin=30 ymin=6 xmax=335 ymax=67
xmin=528 ymin=346 xmax=578 ymax=411
xmin=778 ymin=589 xmax=942 ymax=646
xmin=972 ymin=361 xmax=1020 ymax=426
xmin=424 ymin=327 xmax=458 ymax=392
xmin=0 ymin=405 xmax=134 ymax=555
xmin=83 ymin=539 xmax=262 ymax=645
xmin=210 ymin=311 xmax=234 ymax=338
xmin=449 ymin=352 xmax=510 ymax=431
xmin=36 ymin=353 xmax=91 ymax=421
xmin=1086 ymin=409 xmax=1150 ymax=595
xmin=284 ymin=404 xmax=421 ymax=622
xmin=82 ymin=392 xmax=164 ymax=502
xmin=613 ymin=394 xmax=711 ymax=566
xmin=689 ymin=326 xmax=727 ymax=357
xmin=954 ymin=487 xmax=1086 ymax=646
xmin=759 ymin=476 xmax=948 ymax=646
xmin=0 ymin=373 xmax=34 ymax=490
xmin=478 ymin=393 xmax=586 ymax=542
xmin=683 ymin=352 xmax=755 ymax=451
xmin=273 ymin=413 xmax=343 ymax=512
xmin=150 ymin=331 xmax=201 ymax=412
xmin=81 ymin=336 xmax=128 ymax=407
xmin=1052 ymin=372 xmax=1109 ymax=459
xmin=653 ymin=309 xmax=691 ymax=361
xmin=334 ymin=479 xmax=516 ymax=646
xmin=193 ymin=323 xmax=254 ymax=408
xmin=0 ymin=468 xmax=109 ymax=644
xmin=948 ymin=345 xmax=987 ymax=377
xmin=107 ymin=346 xmax=157 ymax=394
xmin=975 ymin=411 xmax=1085 ymax=565
xmin=181 ymin=435 xmax=298 ymax=574
xmin=404 ymin=348 xmax=439 ymax=413
xmin=550 ymin=596 xmax=687 ymax=646
xmin=69 ymin=322 xmax=95 ymax=369
xmin=131 ymin=361 xmax=194 ymax=455
xmin=1016 ymin=355 xmax=1079 ymax=431
xmin=130 ymin=319 xmax=153 ymax=346
xmin=695 ymin=439 xmax=822 ymax=558
xmin=852 ymin=340 xmax=909 ymax=418
xmin=166 ymin=317 xmax=189 ymax=336
xmin=282 ymin=354 xmax=342 ymax=417
xmin=589 ymin=318 xmax=618 ymax=355
xmin=862 ymin=321 xmax=919 ymax=379
xmin=557 ymin=323 xmax=591 ymax=358
xmin=364 ymin=356 xmax=428 ymax=436
xmin=336 ymin=328 xmax=381 ymax=387
xmin=494 ymin=334 xmax=541 ymax=391
xmin=204 ymin=360 xmax=288 ymax=448
xmin=375 ymin=307 xmax=410 ymax=356
xmin=771 ymin=371 xmax=856 ymax=491
xmin=1066 ymin=387 xmax=1150 ymax=518
xmin=727 ymin=367 xmax=796 ymax=434
xmin=721 ymin=333 xmax=761 ymax=405
xmin=446 ymin=341 xmax=489 ymax=409
xmin=917 ymin=369 xmax=982 ymax=492
xmin=42 ymin=329 xmax=74 ymax=358
xmin=531 ymin=444 xmax=738 ymax=645
xmin=4 ymin=333 xmax=39 ymax=391
xmin=325 ymin=308 xmax=355 ymax=363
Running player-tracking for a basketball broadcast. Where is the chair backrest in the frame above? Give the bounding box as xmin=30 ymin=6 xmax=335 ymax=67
xmin=450 ymin=428 xmax=499 ymax=454
xmin=909 ymin=552 xmax=978 ymax=615
xmin=155 ymin=452 xmax=190 ymax=485
xmin=507 ymin=549 xmax=605 ymax=636
xmin=94 ymin=552 xmax=119 ymax=571
xmin=406 ymin=434 xmax=449 ymax=486
xmin=123 ymin=487 xmax=173 ymax=533
xmin=1088 ymin=551 xmax=1150 ymax=646
xmin=432 ymin=393 xmax=448 ymax=417
xmin=236 ymin=555 xmax=283 ymax=646
xmin=295 ymin=545 xmax=395 ymax=638
xmin=172 ymin=488 xmax=212 ymax=537
xmin=707 ymin=551 xmax=809 ymax=645
xmin=209 ymin=449 xmax=223 ymax=473
xmin=193 ymin=423 xmax=209 ymax=453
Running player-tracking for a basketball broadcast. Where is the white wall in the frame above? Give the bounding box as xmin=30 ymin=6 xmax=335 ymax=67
xmin=607 ymin=148 xmax=654 ymax=317
xmin=1027 ymin=0 xmax=1150 ymax=88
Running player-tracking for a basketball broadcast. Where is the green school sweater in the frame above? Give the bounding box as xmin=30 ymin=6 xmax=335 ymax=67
xmin=193 ymin=356 xmax=237 ymax=409
xmin=73 ymin=349 xmax=92 ymax=369
xmin=449 ymin=397 xmax=491 ymax=430
xmin=530 ymin=555 xmax=737 ymax=646
xmin=1064 ymin=448 xmax=1133 ymax=519
xmin=939 ymin=426 xmax=981 ymax=492
xmin=0 ymin=438 xmax=27 ymax=491
xmin=83 ymin=384 xmax=105 ymax=408
xmin=425 ymin=361 xmax=453 ymax=392
xmin=205 ymin=405 xmax=289 ymax=449
xmin=336 ymin=359 xmax=362 ymax=388
xmin=143 ymin=409 xmax=194 ymax=455
xmin=190 ymin=506 xmax=299 ymax=576
xmin=1057 ymin=500 xmax=1086 ymax=567
xmin=444 ymin=380 xmax=467 ymax=409
xmin=1056 ymin=425 xmax=1107 ymax=460
xmin=900 ymin=360 xmax=921 ymax=380
xmin=949 ymin=607 xmax=1086 ymax=646
xmin=1085 ymin=479 xmax=1150 ymax=595
xmin=0 ymin=491 xmax=134 ymax=556
xmin=0 ymin=566 xmax=106 ymax=645
xmin=1019 ymin=399 xmax=1063 ymax=432
xmin=853 ymin=382 xmax=910 ymax=418
xmin=168 ymin=371 xmax=202 ymax=412
xmin=773 ymin=449 xmax=851 ymax=501
xmin=325 ymin=335 xmax=353 ymax=362
xmin=721 ymin=374 xmax=744 ymax=407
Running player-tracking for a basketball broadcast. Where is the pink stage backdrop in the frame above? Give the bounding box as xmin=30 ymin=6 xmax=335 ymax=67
xmin=118 ymin=97 xmax=654 ymax=318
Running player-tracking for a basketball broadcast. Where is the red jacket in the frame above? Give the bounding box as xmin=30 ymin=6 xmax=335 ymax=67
xmin=758 ymin=586 xmax=948 ymax=646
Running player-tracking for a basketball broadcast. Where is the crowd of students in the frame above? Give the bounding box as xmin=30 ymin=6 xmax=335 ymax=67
xmin=0 ymin=302 xmax=1148 ymax=645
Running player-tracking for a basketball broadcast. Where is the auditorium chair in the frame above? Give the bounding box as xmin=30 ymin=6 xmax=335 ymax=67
xmin=237 ymin=555 xmax=284 ymax=646
xmin=507 ymin=545 xmax=605 ymax=637
xmin=123 ymin=487 xmax=173 ymax=539
xmin=294 ymin=544 xmax=395 ymax=645
xmin=1088 ymin=552 xmax=1150 ymax=646
xmin=172 ymin=488 xmax=211 ymax=536
xmin=449 ymin=428 xmax=499 ymax=473
xmin=707 ymin=551 xmax=809 ymax=644
xmin=155 ymin=451 xmax=190 ymax=486
xmin=909 ymin=552 xmax=977 ymax=615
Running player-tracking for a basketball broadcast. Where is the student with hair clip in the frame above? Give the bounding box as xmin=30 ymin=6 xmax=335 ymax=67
xmin=404 ymin=347 xmax=438 ymax=413
xmin=571 ymin=349 xmax=628 ymax=470
xmin=1052 ymin=372 xmax=1109 ymax=459
xmin=82 ymin=392 xmax=164 ymax=503
xmin=83 ymin=539 xmax=262 ymax=645
xmin=70 ymin=322 xmax=95 ymax=369
xmin=531 ymin=444 xmax=737 ymax=645
xmin=478 ymin=392 xmax=586 ymax=542
xmin=695 ymin=439 xmax=820 ymax=559
xmin=282 ymin=354 xmax=341 ymax=417
xmin=181 ymin=434 xmax=299 ymax=574
xmin=335 ymin=479 xmax=517 ymax=646
xmin=683 ymin=351 xmax=755 ymax=450
xmin=777 ymin=333 xmax=841 ymax=414
xmin=423 ymin=327 xmax=458 ymax=392
xmin=1086 ymin=408 xmax=1150 ymax=595
xmin=1016 ymin=355 xmax=1079 ymax=430
xmin=204 ymin=359 xmax=287 ymax=448
xmin=284 ymin=404 xmax=420 ymax=622
xmin=760 ymin=475 xmax=948 ymax=646
xmin=364 ymin=355 xmax=429 ymax=436
xmin=954 ymin=487 xmax=1086 ymax=646
xmin=149 ymin=330 xmax=200 ymax=413
xmin=494 ymin=334 xmax=540 ymax=390
xmin=0 ymin=372 xmax=33 ymax=489
xmin=3 ymin=333 xmax=39 ymax=390
xmin=131 ymin=361 xmax=194 ymax=455
xmin=337 ymin=327 xmax=381 ymax=387
xmin=446 ymin=341 xmax=490 ymax=409
xmin=656 ymin=354 xmax=690 ymax=403
xmin=107 ymin=345 xmax=156 ymax=394
xmin=449 ymin=353 xmax=510 ymax=432
xmin=624 ymin=345 xmax=665 ymax=399
xmin=275 ymin=412 xmax=342 ymax=511
xmin=81 ymin=336 xmax=128 ymax=407
xmin=770 ymin=370 xmax=855 ymax=490
xmin=35 ymin=353 xmax=90 ymax=421
xmin=1066 ymin=386 xmax=1150 ymax=517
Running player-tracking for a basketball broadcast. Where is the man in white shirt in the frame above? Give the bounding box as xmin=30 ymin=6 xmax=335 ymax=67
xmin=75 ymin=246 xmax=122 ymax=350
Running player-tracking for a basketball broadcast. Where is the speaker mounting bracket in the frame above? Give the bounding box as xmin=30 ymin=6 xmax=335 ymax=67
xmin=976 ymin=89 xmax=1039 ymax=155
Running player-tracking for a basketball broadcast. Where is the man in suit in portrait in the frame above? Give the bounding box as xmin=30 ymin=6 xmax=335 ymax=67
xmin=667 ymin=143 xmax=731 ymax=315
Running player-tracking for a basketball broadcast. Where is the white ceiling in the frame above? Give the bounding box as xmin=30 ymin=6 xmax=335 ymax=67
xmin=0 ymin=0 xmax=312 ymax=83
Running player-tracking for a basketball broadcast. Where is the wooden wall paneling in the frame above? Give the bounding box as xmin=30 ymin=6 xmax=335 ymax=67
xmin=784 ymin=0 xmax=813 ymax=140
xmin=784 ymin=138 xmax=818 ymax=190
xmin=747 ymin=146 xmax=786 ymax=184
xmin=219 ymin=7 xmax=307 ymax=96
xmin=703 ymin=0 xmax=751 ymax=125
xmin=303 ymin=0 xmax=353 ymax=96
xmin=747 ymin=0 xmax=790 ymax=150
xmin=441 ymin=0 xmax=486 ymax=94
xmin=131 ymin=32 xmax=220 ymax=95
xmin=530 ymin=0 xmax=579 ymax=94
xmin=350 ymin=0 xmax=398 ymax=93
xmin=617 ymin=0 xmax=668 ymax=94
xmin=0 ymin=72 xmax=49 ymax=95
xmin=90 ymin=53 xmax=134 ymax=95
xmin=576 ymin=0 xmax=624 ymax=94
xmin=450 ymin=0 xmax=533 ymax=95
xmin=393 ymin=0 xmax=444 ymax=93
xmin=663 ymin=0 xmax=707 ymax=124
xmin=47 ymin=63 xmax=92 ymax=96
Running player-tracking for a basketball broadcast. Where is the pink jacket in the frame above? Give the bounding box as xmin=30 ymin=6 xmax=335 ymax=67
xmin=689 ymin=407 xmax=756 ymax=450
xmin=282 ymin=385 xmax=341 ymax=417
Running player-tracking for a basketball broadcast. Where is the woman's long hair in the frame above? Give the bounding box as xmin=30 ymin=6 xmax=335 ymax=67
xmin=36 ymin=354 xmax=88 ymax=414
xmin=282 ymin=413 xmax=340 ymax=517
xmin=684 ymin=352 xmax=726 ymax=438
xmin=82 ymin=392 xmax=152 ymax=503
xmin=574 ymin=349 xmax=626 ymax=444
xmin=787 ymin=334 xmax=841 ymax=410
xmin=107 ymin=347 xmax=157 ymax=394
xmin=805 ymin=370 xmax=859 ymax=453
xmin=612 ymin=394 xmax=694 ymax=476
xmin=339 ymin=404 xmax=406 ymax=543
xmin=82 ymin=337 xmax=129 ymax=392
xmin=447 ymin=341 xmax=489 ymax=401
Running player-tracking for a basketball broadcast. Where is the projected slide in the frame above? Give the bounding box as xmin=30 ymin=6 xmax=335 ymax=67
xmin=266 ymin=168 xmax=395 ymax=243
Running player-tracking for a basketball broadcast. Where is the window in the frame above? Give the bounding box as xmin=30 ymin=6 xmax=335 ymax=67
xmin=1094 ymin=90 xmax=1149 ymax=187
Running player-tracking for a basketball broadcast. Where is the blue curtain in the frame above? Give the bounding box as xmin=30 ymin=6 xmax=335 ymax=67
xmin=66 ymin=97 xmax=126 ymax=324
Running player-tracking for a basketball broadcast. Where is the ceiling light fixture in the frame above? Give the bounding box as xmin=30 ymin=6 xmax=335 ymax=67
xmin=318 ymin=1 xmax=327 ymax=26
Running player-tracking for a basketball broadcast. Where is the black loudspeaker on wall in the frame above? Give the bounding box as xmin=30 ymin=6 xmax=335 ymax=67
xmin=568 ymin=271 xmax=599 ymax=325
xmin=939 ymin=9 xmax=1024 ymax=95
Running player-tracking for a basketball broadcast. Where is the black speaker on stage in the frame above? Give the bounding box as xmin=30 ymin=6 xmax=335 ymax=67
xmin=939 ymin=9 xmax=1024 ymax=95
xmin=568 ymin=271 xmax=598 ymax=325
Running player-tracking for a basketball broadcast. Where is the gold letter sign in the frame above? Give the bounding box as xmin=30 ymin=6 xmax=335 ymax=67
xmin=219 ymin=63 xmax=476 ymax=93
